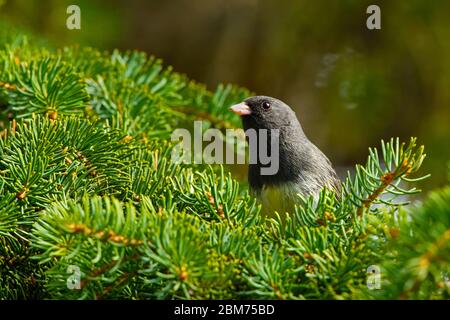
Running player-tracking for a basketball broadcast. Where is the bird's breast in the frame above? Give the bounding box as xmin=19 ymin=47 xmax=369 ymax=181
xmin=256 ymin=182 xmax=306 ymax=217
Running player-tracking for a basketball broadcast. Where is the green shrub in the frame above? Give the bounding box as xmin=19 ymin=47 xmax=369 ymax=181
xmin=0 ymin=28 xmax=448 ymax=300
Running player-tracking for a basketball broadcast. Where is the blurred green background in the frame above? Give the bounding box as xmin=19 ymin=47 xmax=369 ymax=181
xmin=1 ymin=0 xmax=449 ymax=189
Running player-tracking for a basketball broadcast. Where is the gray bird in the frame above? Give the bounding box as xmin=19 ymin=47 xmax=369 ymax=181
xmin=230 ymin=96 xmax=341 ymax=215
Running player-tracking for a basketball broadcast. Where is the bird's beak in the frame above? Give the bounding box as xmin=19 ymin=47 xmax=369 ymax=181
xmin=230 ymin=102 xmax=252 ymax=116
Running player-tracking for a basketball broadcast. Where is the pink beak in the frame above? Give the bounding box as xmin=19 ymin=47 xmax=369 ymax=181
xmin=230 ymin=102 xmax=252 ymax=116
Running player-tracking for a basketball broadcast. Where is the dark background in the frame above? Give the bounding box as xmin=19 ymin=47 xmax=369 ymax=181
xmin=1 ymin=0 xmax=449 ymax=189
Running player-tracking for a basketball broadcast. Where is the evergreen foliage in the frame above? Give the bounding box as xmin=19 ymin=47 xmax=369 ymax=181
xmin=0 ymin=28 xmax=448 ymax=300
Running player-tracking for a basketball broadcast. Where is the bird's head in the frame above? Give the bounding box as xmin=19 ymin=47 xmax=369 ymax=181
xmin=230 ymin=95 xmax=299 ymax=131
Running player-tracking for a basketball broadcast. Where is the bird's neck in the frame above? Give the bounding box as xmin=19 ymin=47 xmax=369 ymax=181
xmin=247 ymin=124 xmax=310 ymax=190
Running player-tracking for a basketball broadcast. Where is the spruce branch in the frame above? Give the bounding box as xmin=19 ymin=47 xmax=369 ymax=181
xmin=6 ymin=58 xmax=89 ymax=119
xmin=31 ymin=196 xmax=149 ymax=299
xmin=264 ymin=138 xmax=428 ymax=298
xmin=0 ymin=25 xmax=446 ymax=301
xmin=369 ymin=187 xmax=450 ymax=299
xmin=172 ymin=166 xmax=260 ymax=227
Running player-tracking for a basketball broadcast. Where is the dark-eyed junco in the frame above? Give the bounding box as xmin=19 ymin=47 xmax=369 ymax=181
xmin=230 ymin=95 xmax=340 ymax=215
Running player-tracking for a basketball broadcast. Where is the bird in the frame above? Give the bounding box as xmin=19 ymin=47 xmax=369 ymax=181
xmin=230 ymin=95 xmax=341 ymax=216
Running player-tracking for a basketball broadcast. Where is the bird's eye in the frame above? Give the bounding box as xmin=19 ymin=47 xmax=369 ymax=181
xmin=262 ymin=101 xmax=271 ymax=110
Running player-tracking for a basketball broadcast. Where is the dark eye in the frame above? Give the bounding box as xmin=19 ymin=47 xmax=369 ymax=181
xmin=262 ymin=101 xmax=271 ymax=110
